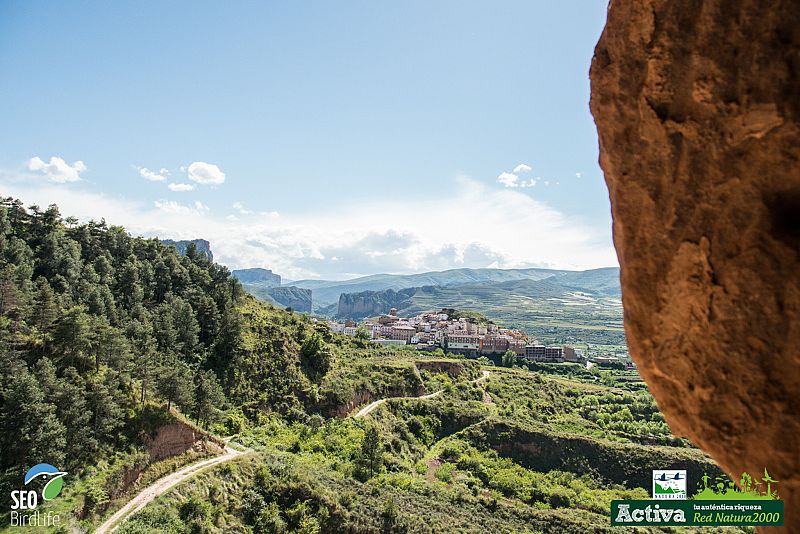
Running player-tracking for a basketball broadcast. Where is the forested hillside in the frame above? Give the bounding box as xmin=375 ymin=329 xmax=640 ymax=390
xmin=0 ymin=197 xmax=330 ymax=502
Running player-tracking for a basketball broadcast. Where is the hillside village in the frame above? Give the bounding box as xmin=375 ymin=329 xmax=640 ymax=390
xmin=326 ymin=307 xmax=626 ymax=368
xmin=189 ymin=247 xmax=628 ymax=367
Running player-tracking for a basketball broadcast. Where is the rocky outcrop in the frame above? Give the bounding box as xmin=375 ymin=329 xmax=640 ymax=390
xmin=161 ymin=239 xmax=213 ymax=262
xmin=144 ymin=422 xmax=224 ymax=462
xmin=590 ymin=0 xmax=800 ymax=526
xmin=240 ymin=284 xmax=312 ymax=312
xmin=266 ymin=286 xmax=312 ymax=312
xmin=336 ymin=287 xmax=418 ymax=319
xmin=232 ymin=267 xmax=281 ymax=287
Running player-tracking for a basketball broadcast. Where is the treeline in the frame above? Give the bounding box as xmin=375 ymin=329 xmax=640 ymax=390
xmin=0 ymin=197 xmax=329 ymax=494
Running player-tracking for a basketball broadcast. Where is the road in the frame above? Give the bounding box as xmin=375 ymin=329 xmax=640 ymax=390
xmin=354 ymin=370 xmax=490 ymax=419
xmin=94 ymin=444 xmax=248 ymax=533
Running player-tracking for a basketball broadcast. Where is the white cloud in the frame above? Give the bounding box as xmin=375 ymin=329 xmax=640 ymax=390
xmin=155 ymin=199 xmax=210 ymax=215
xmin=513 ymin=163 xmax=532 ymax=173
xmin=498 ymin=171 xmax=539 ymax=188
xmin=497 ymin=172 xmax=519 ymax=188
xmin=137 ymin=166 xmax=170 ymax=182
xmin=575 ymin=172 xmax=583 ymax=178
xmin=187 ymin=162 xmax=225 ymax=185
xmin=28 ymin=156 xmax=86 ymax=183
xmin=168 ymin=182 xmax=195 ymax=192
xmin=232 ymin=202 xmax=253 ymax=215
xmin=0 ymin=176 xmax=616 ymax=280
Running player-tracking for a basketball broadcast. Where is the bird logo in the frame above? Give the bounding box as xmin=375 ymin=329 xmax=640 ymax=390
xmin=24 ymin=463 xmax=67 ymax=500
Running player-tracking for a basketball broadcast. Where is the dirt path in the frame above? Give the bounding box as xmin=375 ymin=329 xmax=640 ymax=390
xmin=97 ymin=369 xmax=491 ymax=530
xmin=94 ymin=444 xmax=248 ymax=533
xmin=354 ymin=370 xmax=490 ymax=419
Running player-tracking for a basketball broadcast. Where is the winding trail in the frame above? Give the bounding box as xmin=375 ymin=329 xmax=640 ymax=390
xmin=95 ymin=368 xmax=491 ymax=531
xmin=95 ymin=443 xmax=249 ymax=533
xmin=354 ymin=370 xmax=491 ymax=419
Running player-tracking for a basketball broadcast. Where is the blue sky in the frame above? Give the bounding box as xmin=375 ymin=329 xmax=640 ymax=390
xmin=0 ymin=1 xmax=615 ymax=280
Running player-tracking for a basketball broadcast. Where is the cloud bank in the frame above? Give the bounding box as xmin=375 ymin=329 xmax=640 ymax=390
xmin=0 ymin=176 xmax=616 ymax=280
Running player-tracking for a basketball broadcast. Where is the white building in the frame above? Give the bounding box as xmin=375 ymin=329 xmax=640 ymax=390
xmin=447 ymin=334 xmax=480 ymax=351
xmin=328 ymin=321 xmax=345 ymax=333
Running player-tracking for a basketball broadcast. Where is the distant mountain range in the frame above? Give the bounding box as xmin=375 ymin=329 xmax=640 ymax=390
xmin=330 ymin=267 xmax=624 ymax=348
xmin=170 ymin=241 xmax=623 ymax=347
xmin=240 ymin=284 xmax=312 ymax=312
xmin=231 ymin=268 xmax=311 ymax=311
xmin=290 ymin=267 xmax=621 ymax=308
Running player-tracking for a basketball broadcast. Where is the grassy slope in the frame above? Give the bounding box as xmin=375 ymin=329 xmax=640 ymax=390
xmin=116 ymin=360 xmax=745 ymax=534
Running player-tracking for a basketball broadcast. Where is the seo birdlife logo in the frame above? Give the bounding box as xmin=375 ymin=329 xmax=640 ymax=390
xmin=9 ymin=463 xmax=67 ymax=527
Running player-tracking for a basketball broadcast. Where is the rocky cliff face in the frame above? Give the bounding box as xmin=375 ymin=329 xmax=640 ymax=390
xmin=591 ymin=0 xmax=800 ymax=526
xmin=336 ymin=287 xmax=417 ymax=319
xmin=239 ymin=283 xmax=312 ymax=312
xmin=161 ymin=239 xmax=213 ymax=262
xmin=232 ymin=267 xmax=281 ymax=287
xmin=266 ymin=286 xmax=312 ymax=312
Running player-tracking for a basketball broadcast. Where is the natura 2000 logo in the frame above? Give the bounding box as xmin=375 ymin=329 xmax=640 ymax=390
xmin=653 ymin=469 xmax=687 ymax=499
xmin=9 ymin=463 xmax=66 ymax=527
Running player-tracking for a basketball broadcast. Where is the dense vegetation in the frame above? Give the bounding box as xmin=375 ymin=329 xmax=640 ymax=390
xmin=114 ymin=369 xmax=736 ymax=533
xmin=0 ymin=198 xmax=330 ymax=505
xmin=0 ymin=198 xmax=739 ymax=533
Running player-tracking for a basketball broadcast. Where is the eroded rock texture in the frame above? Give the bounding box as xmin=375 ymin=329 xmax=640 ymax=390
xmin=590 ymin=0 xmax=800 ymax=527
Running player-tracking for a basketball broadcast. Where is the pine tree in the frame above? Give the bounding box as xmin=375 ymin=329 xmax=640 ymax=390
xmin=51 ymin=305 xmax=94 ymax=372
xmin=193 ymin=369 xmax=225 ymax=427
xmin=31 ymin=278 xmax=58 ymax=330
xmin=358 ymin=426 xmax=383 ymax=480
xmin=86 ymin=373 xmax=126 ymax=450
xmin=156 ymin=358 xmax=194 ymax=411
xmin=171 ymin=296 xmax=200 ymax=362
xmin=0 ymin=370 xmax=66 ymax=468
